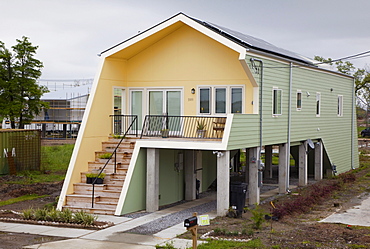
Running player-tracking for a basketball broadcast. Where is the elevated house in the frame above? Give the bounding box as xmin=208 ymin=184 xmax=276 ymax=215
xmin=57 ymin=13 xmax=359 ymax=216
xmin=27 ymin=84 xmax=91 ymax=138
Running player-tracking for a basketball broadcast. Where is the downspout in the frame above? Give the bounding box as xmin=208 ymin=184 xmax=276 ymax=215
xmin=351 ymin=77 xmax=355 ymax=169
xmin=250 ymin=58 xmax=263 ymax=171
xmin=286 ymin=63 xmax=293 ymax=191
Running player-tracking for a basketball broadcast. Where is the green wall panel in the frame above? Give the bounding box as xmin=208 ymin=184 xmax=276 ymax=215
xmin=159 ymin=149 xmax=184 ymax=206
xmin=120 ymin=148 xmax=147 ymax=214
xmin=227 ymin=55 xmax=358 ymax=174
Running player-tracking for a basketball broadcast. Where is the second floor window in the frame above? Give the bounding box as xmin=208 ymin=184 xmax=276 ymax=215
xmin=273 ymin=88 xmax=282 ymax=115
xmin=316 ymin=93 xmax=321 ymax=116
xmin=199 ymin=86 xmax=243 ymax=114
xmin=296 ymin=91 xmax=302 ymax=110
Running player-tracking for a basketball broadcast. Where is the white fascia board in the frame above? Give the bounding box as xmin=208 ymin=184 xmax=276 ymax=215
xmin=101 ymin=14 xmax=247 ymax=60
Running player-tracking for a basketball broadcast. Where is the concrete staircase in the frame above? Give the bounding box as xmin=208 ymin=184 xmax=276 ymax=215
xmin=63 ymin=137 xmax=136 ymax=215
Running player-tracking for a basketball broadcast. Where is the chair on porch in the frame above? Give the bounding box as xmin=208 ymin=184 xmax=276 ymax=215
xmin=213 ymin=117 xmax=226 ymax=138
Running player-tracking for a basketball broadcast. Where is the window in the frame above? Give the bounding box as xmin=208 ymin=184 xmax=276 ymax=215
xmin=215 ymin=88 xmax=226 ymax=113
xmin=198 ymin=86 xmax=244 ymax=114
xmin=296 ymin=91 xmax=302 ymax=110
xmin=199 ymin=88 xmax=210 ymax=114
xmin=316 ymin=93 xmax=321 ymax=116
xmin=337 ymin=95 xmax=343 ymax=116
xmin=273 ymin=88 xmax=282 ymax=115
xmin=231 ymin=88 xmax=242 ymax=113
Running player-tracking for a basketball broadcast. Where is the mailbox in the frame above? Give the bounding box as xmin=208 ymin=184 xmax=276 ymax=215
xmin=184 ymin=216 xmax=198 ymax=228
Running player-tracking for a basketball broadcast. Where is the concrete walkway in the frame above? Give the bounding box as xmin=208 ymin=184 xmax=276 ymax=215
xmin=319 ymin=194 xmax=370 ymax=227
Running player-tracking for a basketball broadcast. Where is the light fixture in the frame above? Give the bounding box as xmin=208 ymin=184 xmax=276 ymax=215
xmin=330 ymin=88 xmax=333 ymax=92
xmin=191 ymin=88 xmax=195 ymax=94
xmin=306 ymin=91 xmax=310 ymax=97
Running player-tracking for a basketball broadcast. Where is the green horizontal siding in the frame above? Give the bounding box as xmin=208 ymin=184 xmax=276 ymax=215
xmin=227 ymin=55 xmax=358 ymax=173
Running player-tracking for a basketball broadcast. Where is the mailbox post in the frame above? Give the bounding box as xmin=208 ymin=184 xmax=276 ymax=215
xmin=184 ymin=212 xmax=198 ymax=249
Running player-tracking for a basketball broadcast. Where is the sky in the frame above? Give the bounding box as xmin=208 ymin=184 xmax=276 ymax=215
xmin=1 ymin=0 xmax=370 ymax=80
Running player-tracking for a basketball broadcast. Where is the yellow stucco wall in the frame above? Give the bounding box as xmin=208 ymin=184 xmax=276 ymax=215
xmin=124 ymin=24 xmax=253 ymax=115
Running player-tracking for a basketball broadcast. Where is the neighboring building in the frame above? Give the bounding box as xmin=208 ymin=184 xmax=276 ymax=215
xmin=26 ymin=84 xmax=91 ymax=138
xmin=57 ymin=13 xmax=358 ymax=216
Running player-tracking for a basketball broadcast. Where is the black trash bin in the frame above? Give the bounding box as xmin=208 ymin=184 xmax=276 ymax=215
xmin=230 ymin=182 xmax=248 ymax=217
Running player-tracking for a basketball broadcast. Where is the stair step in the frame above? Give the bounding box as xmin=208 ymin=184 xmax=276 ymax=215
xmin=68 ymin=136 xmax=135 ymax=215
xmin=63 ymin=206 xmax=115 ymax=215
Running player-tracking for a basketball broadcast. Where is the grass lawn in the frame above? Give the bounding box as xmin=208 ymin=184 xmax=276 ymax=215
xmin=0 ymin=194 xmax=48 ymax=207
xmin=4 ymin=144 xmax=74 ymax=184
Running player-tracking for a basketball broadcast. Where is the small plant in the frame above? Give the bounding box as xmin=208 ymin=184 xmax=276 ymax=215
xmin=73 ymin=210 xmax=97 ymax=226
xmin=59 ymin=208 xmax=73 ymax=223
xmin=249 ymin=204 xmax=267 ymax=230
xmin=21 ymin=209 xmax=34 ymax=220
xmin=155 ymin=241 xmax=176 ymax=249
xmin=85 ymin=172 xmax=106 ymax=179
xmin=196 ymin=120 xmax=206 ymax=130
xmin=112 ymin=134 xmax=125 ymax=139
xmin=46 ymin=208 xmax=60 ymax=222
xmin=99 ymin=153 xmax=112 ymax=159
xmin=34 ymin=208 xmax=48 ymax=221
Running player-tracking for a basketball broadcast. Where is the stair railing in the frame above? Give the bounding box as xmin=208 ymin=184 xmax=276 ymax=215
xmin=91 ymin=115 xmax=137 ymax=208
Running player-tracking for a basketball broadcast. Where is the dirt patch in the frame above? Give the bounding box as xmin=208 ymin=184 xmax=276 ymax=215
xmin=0 ymin=231 xmax=68 ymax=249
xmin=0 ymin=176 xmax=63 ymax=211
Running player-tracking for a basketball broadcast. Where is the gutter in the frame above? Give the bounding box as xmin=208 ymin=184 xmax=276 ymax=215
xmin=250 ymin=58 xmax=264 ymax=170
xmin=286 ymin=63 xmax=293 ymax=190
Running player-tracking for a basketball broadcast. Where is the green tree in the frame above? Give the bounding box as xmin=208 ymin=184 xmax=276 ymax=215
xmin=314 ymin=55 xmax=370 ymax=95
xmin=0 ymin=37 xmax=48 ymax=129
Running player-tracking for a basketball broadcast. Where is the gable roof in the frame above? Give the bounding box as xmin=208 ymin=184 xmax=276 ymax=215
xmin=100 ymin=13 xmax=313 ymax=66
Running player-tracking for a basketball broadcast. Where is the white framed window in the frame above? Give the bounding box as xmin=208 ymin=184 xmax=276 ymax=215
xmin=199 ymin=88 xmax=211 ymax=114
xmin=215 ymin=88 xmax=226 ymax=113
xmin=316 ymin=92 xmax=321 ymax=117
xmin=337 ymin=95 xmax=343 ymax=117
xmin=198 ymin=86 xmax=244 ymax=115
xmin=272 ymin=88 xmax=282 ymax=115
xmin=296 ymin=90 xmax=302 ymax=110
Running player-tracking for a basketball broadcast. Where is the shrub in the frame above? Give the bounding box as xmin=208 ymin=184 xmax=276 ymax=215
xmin=21 ymin=209 xmax=34 ymax=220
xmin=249 ymin=204 xmax=267 ymax=230
xmin=46 ymin=208 xmax=60 ymax=222
xmin=73 ymin=210 xmax=97 ymax=225
xmin=59 ymin=208 xmax=73 ymax=223
xmin=272 ymin=179 xmax=343 ymax=218
xmin=34 ymin=208 xmax=48 ymax=221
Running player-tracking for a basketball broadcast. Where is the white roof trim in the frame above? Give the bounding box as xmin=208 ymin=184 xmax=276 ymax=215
xmin=101 ymin=13 xmax=247 ymax=60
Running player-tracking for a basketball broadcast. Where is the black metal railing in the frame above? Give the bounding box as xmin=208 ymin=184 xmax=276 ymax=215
xmin=140 ymin=115 xmax=227 ymax=139
xmin=110 ymin=115 xmax=138 ymax=137
xmin=91 ymin=115 xmax=137 ymax=208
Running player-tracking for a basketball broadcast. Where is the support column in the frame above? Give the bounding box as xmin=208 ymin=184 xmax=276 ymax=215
xmin=299 ymin=142 xmax=308 ymax=186
xmin=248 ymin=147 xmax=260 ymax=205
xmin=279 ymin=143 xmax=288 ymax=194
xmin=244 ymin=149 xmax=250 ymax=184
xmin=217 ymin=150 xmax=230 ymax=216
xmin=146 ymin=148 xmax=159 ymax=212
xmin=185 ymin=150 xmax=196 ymax=201
xmin=264 ymin=145 xmax=273 ymax=178
xmin=315 ymin=141 xmax=323 ymax=181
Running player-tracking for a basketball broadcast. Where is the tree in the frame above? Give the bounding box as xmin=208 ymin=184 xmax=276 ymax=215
xmin=0 ymin=36 xmax=48 ymax=129
xmin=314 ymin=55 xmax=370 ymax=95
